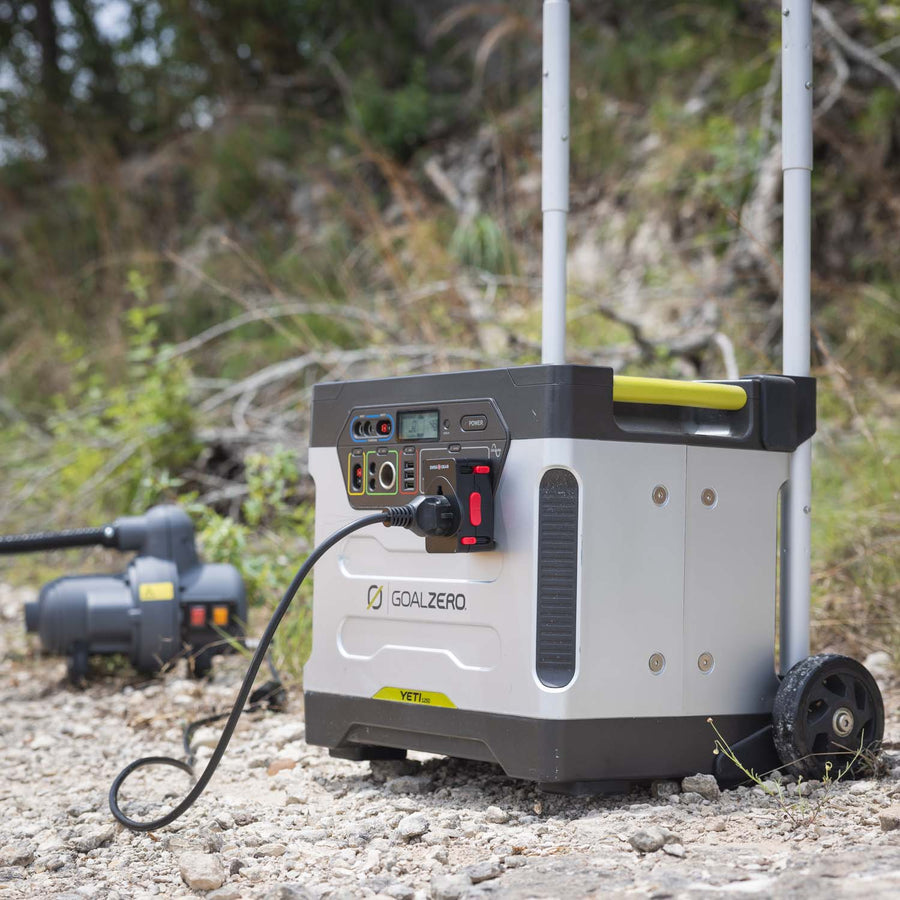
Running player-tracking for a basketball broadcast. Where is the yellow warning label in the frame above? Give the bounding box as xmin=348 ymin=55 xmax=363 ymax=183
xmin=139 ymin=582 xmax=175 ymax=601
xmin=373 ymin=687 xmax=456 ymax=708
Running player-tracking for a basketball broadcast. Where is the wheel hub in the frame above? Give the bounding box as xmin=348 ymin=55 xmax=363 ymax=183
xmin=832 ymin=707 xmax=854 ymax=737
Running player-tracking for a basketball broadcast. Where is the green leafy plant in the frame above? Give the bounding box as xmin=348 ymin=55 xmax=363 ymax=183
xmin=450 ymin=213 xmax=515 ymax=274
xmin=192 ymin=447 xmax=315 ymax=678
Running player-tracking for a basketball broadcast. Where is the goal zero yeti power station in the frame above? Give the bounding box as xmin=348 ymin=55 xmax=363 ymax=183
xmin=302 ymin=0 xmax=885 ymax=790
xmin=304 ymin=368 xmax=818 ymax=788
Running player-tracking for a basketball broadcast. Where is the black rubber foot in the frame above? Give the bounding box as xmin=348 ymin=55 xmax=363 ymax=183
xmin=538 ymin=780 xmax=632 ymax=797
xmin=329 ymin=745 xmax=408 ymax=762
xmin=66 ymin=643 xmax=89 ymax=683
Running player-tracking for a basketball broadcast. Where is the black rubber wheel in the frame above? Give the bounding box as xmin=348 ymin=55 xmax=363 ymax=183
xmin=773 ymin=653 xmax=884 ymax=779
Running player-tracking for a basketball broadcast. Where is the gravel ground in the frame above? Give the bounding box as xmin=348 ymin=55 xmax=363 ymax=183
xmin=2 ymin=583 xmax=900 ymax=900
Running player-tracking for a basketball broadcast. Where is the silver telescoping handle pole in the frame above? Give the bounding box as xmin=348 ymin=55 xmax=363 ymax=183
xmin=541 ymin=0 xmax=570 ymax=365
xmin=780 ymin=1 xmax=813 ymax=673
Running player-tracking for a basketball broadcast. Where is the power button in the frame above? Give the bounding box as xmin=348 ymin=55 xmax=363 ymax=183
xmin=460 ymin=414 xmax=487 ymax=432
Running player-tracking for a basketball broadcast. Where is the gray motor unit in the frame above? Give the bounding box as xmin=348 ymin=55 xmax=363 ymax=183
xmin=303 ymin=364 xmax=816 ymax=788
xmin=16 ymin=505 xmax=247 ymax=679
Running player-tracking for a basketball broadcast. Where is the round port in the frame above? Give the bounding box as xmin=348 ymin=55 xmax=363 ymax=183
xmin=378 ymin=460 xmax=396 ymax=491
xmin=352 ymin=419 xmax=365 ymax=439
xmin=368 ymin=476 xmax=376 ymax=492
xmin=376 ymin=417 xmax=392 ymax=438
xmin=363 ymin=419 xmax=376 ymax=437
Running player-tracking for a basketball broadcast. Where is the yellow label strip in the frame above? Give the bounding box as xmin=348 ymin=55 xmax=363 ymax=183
xmin=613 ymin=375 xmax=747 ymax=411
xmin=138 ymin=582 xmax=175 ymax=601
xmin=373 ymin=687 xmax=456 ymax=708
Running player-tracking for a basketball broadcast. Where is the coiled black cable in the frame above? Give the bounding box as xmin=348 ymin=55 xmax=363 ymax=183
xmin=109 ymin=511 xmax=387 ymax=832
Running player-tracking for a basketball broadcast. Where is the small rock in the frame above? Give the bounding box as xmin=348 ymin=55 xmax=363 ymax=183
xmin=485 ymin=806 xmax=509 ymax=824
xmin=0 ymin=844 xmax=34 ymax=867
xmin=878 ymin=806 xmax=900 ymax=832
xmin=267 ymin=758 xmax=297 ymax=776
xmin=215 ymin=813 xmax=235 ymax=830
xmin=504 ymin=856 xmax=527 ymax=868
xmin=397 ymin=813 xmax=430 ymax=842
xmin=29 ymin=733 xmax=55 ymax=751
xmin=256 ymin=842 xmax=287 ymax=857
xmin=662 ymin=843 xmax=686 ymax=858
xmin=628 ymin=828 xmax=666 ymax=853
xmin=464 ymin=860 xmax=502 ymax=883
xmin=628 ymin=826 xmax=681 ymax=854
xmin=849 ymin=780 xmax=874 ymax=795
xmin=178 ymin=852 xmax=226 ymax=891
xmin=681 ymin=773 xmax=720 ymax=801
xmin=207 ymin=889 xmax=242 ymax=900
xmin=429 ymin=847 xmax=449 ymax=865
xmin=204 ymin=832 xmax=224 ymax=853
xmin=384 ymin=883 xmax=416 ymax=900
xmin=431 ymin=873 xmax=472 ymax=900
xmin=651 ymin=781 xmax=681 ymax=800
xmin=386 ymin=775 xmax=434 ymax=795
xmin=34 ymin=853 xmax=69 ymax=872
xmin=680 ymin=791 xmax=705 ymax=805
xmin=229 ymin=858 xmax=247 ymax=875
xmin=68 ymin=825 xmax=116 ymax=854
xmin=259 ymin=886 xmax=314 ymax=900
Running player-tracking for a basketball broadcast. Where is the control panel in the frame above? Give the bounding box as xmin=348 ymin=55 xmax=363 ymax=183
xmin=336 ymin=399 xmax=509 ymax=532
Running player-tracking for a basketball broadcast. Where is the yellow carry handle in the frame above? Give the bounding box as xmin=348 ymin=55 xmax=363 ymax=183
xmin=612 ymin=376 xmax=747 ymax=411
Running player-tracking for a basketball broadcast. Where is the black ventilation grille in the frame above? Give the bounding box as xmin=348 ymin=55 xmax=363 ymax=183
xmin=536 ymin=468 xmax=579 ymax=688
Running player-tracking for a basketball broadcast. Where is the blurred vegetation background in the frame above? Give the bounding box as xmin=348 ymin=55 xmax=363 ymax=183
xmin=0 ymin=0 xmax=897 ymax=678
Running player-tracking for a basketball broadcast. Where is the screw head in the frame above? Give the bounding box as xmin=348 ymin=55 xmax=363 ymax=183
xmin=649 ymin=653 xmax=666 ymax=674
xmin=701 ymin=488 xmax=717 ymax=508
xmin=698 ymin=652 xmax=714 ymax=673
xmin=832 ymin=707 xmax=854 ymax=737
xmin=652 ymin=485 xmax=669 ymax=507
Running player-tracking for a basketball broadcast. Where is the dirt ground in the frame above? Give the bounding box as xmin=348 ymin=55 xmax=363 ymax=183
xmin=2 ymin=583 xmax=900 ymax=900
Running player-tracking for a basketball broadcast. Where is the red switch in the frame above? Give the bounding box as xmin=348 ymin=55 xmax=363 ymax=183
xmin=189 ymin=605 xmax=207 ymax=627
xmin=469 ymin=491 xmax=482 ymax=527
xmin=461 ymin=536 xmax=477 ymax=545
xmin=474 ymin=465 xmax=490 ymax=474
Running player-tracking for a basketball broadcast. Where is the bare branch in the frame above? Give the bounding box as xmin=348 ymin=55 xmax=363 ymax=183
xmin=813 ymin=2 xmax=900 ymax=94
xmin=816 ymin=34 xmax=850 ymax=119
xmin=169 ymin=302 xmax=388 ymax=357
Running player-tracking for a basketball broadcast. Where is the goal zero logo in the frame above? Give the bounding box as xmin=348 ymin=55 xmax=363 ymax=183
xmin=366 ymin=584 xmax=384 ymax=611
xmin=391 ymin=589 xmax=466 ymax=612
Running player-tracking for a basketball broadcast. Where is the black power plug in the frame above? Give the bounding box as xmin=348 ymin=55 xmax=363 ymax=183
xmin=383 ymin=494 xmax=460 ymax=537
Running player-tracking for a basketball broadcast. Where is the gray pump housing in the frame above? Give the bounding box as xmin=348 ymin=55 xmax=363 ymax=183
xmin=23 ymin=506 xmax=247 ymax=677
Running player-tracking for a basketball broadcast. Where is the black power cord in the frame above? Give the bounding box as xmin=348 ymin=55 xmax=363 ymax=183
xmin=109 ymin=497 xmax=459 ymax=832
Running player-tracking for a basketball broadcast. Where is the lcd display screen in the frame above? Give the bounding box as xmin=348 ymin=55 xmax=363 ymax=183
xmin=398 ymin=410 xmax=439 ymax=441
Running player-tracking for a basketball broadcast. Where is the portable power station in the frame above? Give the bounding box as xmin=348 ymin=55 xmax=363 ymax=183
xmin=303 ymin=366 xmax=817 ymax=788
xmin=302 ymin=0 xmax=885 ymax=791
